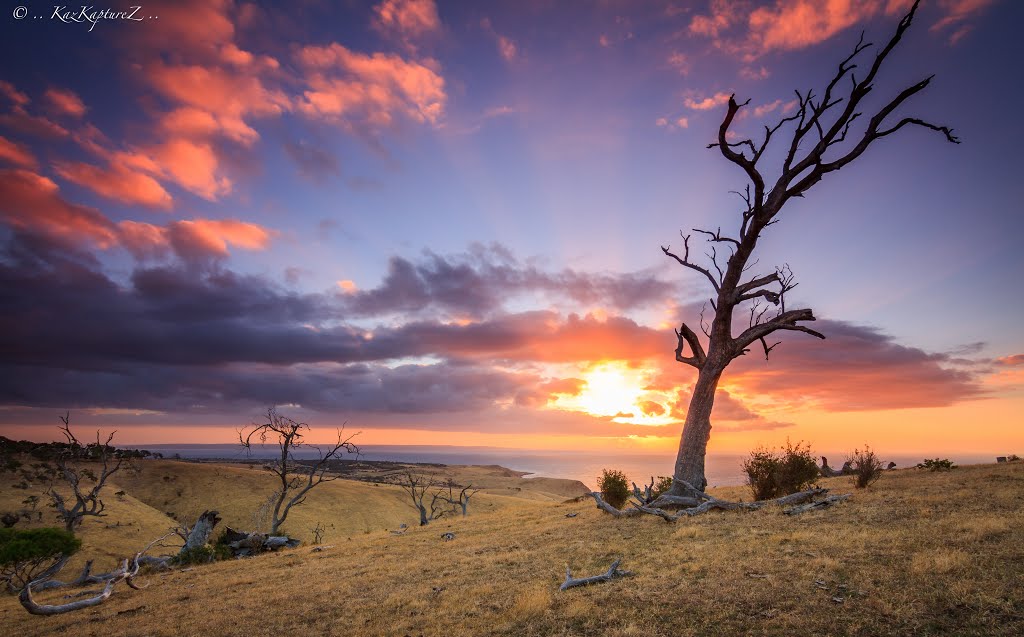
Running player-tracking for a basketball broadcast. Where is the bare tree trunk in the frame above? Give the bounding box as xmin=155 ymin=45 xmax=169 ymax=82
xmin=179 ymin=510 xmax=220 ymax=557
xmin=671 ymin=365 xmax=724 ymax=493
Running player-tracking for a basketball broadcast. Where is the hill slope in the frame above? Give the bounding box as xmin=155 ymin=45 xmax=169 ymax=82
xmin=2 ymin=463 xmax=1022 ymax=636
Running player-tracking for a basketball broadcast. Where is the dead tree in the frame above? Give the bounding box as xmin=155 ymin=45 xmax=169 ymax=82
xmin=239 ymin=407 xmax=358 ymax=535
xmin=437 ymin=479 xmax=479 ymax=517
xmin=662 ymin=0 xmax=958 ymax=494
xmin=18 ymin=533 xmax=171 ymax=615
xmin=49 ymin=413 xmax=125 ymax=533
xmin=396 ymin=473 xmax=445 ymax=526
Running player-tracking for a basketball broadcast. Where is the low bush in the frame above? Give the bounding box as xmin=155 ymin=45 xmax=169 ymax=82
xmin=742 ymin=440 xmax=819 ymax=501
xmin=848 ymin=445 xmax=883 ymax=489
xmin=598 ymin=469 xmax=630 ymax=509
xmin=917 ymin=458 xmax=956 ymax=471
xmin=653 ymin=476 xmax=674 ymax=497
xmin=0 ymin=527 xmax=81 ymax=592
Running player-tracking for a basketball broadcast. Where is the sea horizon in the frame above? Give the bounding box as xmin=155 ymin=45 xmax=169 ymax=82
xmin=126 ymin=443 xmax=1003 ymax=491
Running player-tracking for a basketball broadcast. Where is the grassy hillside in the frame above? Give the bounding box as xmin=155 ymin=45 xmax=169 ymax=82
xmin=2 ymin=462 xmax=1022 ymax=636
xmin=0 ymin=458 xmax=588 ymax=572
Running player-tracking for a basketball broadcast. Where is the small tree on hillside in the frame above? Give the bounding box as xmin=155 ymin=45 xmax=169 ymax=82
xmin=239 ymin=408 xmax=359 ymax=535
xmin=437 ymin=478 xmax=478 ymax=517
xmin=662 ymin=0 xmax=958 ymax=495
xmin=49 ymin=414 xmax=125 ymax=533
xmin=396 ymin=473 xmax=446 ymax=526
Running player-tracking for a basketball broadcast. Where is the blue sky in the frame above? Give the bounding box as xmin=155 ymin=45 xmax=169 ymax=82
xmin=0 ymin=0 xmax=1021 ymax=454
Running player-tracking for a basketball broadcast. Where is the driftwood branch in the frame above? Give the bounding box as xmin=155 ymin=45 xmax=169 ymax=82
xmin=560 ymin=558 xmax=632 ymax=591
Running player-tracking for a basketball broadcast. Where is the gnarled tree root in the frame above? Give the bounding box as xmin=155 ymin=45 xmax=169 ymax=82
xmin=592 ymin=480 xmax=849 ymax=522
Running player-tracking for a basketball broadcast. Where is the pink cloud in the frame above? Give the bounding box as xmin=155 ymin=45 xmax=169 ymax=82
xmin=685 ymin=91 xmax=732 ymax=110
xmin=740 ymin=65 xmax=771 ymax=80
xmin=0 ymin=81 xmax=30 ymax=108
xmin=120 ymin=0 xmax=235 ymax=60
xmin=0 ymin=135 xmax=38 ymax=169
xmin=667 ymin=51 xmax=690 ymax=75
xmin=690 ymin=0 xmax=994 ymax=58
xmin=931 ymin=0 xmax=995 ymax=41
xmin=146 ymin=62 xmax=290 ymax=139
xmin=165 ymin=219 xmax=272 ymax=259
xmin=752 ymin=98 xmax=797 ymax=118
xmin=748 ymin=0 xmax=886 ymax=52
xmin=0 ymin=168 xmax=270 ymax=261
xmin=497 ymin=35 xmax=518 ymax=62
xmin=53 ymin=159 xmax=173 ymax=209
xmin=296 ymin=43 xmax=447 ymax=127
xmin=373 ymin=0 xmax=441 ymax=50
xmin=43 ymin=88 xmax=87 ymax=118
xmin=689 ymin=0 xmax=745 ymax=37
xmin=0 ymin=168 xmax=120 ymax=248
xmin=151 ymin=139 xmax=233 ymax=200
xmin=0 ymin=111 xmax=69 ymax=139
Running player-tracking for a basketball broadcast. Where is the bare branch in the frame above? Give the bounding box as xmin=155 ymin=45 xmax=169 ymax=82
xmin=560 ymin=559 xmax=632 ymax=591
xmin=673 ymin=322 xmax=707 ymax=369
xmin=662 ymin=234 xmax=721 ymax=293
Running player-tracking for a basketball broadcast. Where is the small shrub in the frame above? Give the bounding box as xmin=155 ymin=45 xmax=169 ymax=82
xmin=173 ymin=545 xmax=217 ymax=565
xmin=742 ymin=440 xmax=819 ymax=501
xmin=598 ymin=469 xmax=630 ymax=509
xmin=652 ymin=476 xmax=674 ymax=497
xmin=1008 ymin=454 xmax=1021 ymax=462
xmin=0 ymin=527 xmax=81 ymax=592
xmin=917 ymin=458 xmax=956 ymax=471
xmin=848 ymin=445 xmax=883 ymax=489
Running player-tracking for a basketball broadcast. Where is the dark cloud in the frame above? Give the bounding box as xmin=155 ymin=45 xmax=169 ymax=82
xmin=341 ymin=244 xmax=678 ymax=318
xmin=727 ymin=320 xmax=987 ymax=411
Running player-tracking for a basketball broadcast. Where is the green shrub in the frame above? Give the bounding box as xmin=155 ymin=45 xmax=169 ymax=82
xmin=652 ymin=476 xmax=674 ymax=497
xmin=917 ymin=458 xmax=956 ymax=471
xmin=598 ymin=469 xmax=631 ymax=509
xmin=742 ymin=440 xmax=820 ymax=501
xmin=0 ymin=527 xmax=80 ymax=592
xmin=173 ymin=545 xmax=217 ymax=565
xmin=848 ymin=445 xmax=883 ymax=489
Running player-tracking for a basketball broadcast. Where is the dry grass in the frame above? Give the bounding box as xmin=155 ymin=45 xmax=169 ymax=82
xmin=1 ymin=462 xmax=1022 ymax=636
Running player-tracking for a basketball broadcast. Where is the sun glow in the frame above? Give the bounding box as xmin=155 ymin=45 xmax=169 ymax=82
xmin=551 ymin=362 xmax=677 ymax=426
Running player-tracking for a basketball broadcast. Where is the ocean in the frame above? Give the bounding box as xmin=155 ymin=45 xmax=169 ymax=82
xmin=135 ymin=444 xmax=999 ymax=491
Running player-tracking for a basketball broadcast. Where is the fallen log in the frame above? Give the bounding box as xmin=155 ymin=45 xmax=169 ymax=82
xmin=560 ymin=558 xmax=632 ymax=591
xmin=783 ymin=494 xmax=852 ymax=515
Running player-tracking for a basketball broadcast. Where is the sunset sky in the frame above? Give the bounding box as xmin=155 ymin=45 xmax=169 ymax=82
xmin=0 ymin=0 xmax=1021 ymax=457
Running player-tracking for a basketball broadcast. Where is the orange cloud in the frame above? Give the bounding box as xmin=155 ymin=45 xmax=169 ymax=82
xmin=0 ymin=168 xmax=270 ymax=261
xmin=145 ymin=62 xmax=290 ymax=143
xmin=165 ymin=219 xmax=272 ymax=259
xmin=151 ymin=139 xmax=232 ymax=200
xmin=43 ymin=88 xmax=86 ymax=118
xmin=0 ymin=168 xmax=119 ymax=248
xmin=53 ymin=160 xmax=173 ymax=209
xmin=296 ymin=43 xmax=447 ymax=127
xmin=0 ymin=135 xmax=38 ymax=169
xmin=748 ymin=0 xmax=885 ymax=52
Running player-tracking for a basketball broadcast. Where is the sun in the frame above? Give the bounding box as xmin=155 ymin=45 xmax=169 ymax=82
xmin=550 ymin=362 xmax=676 ymax=426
